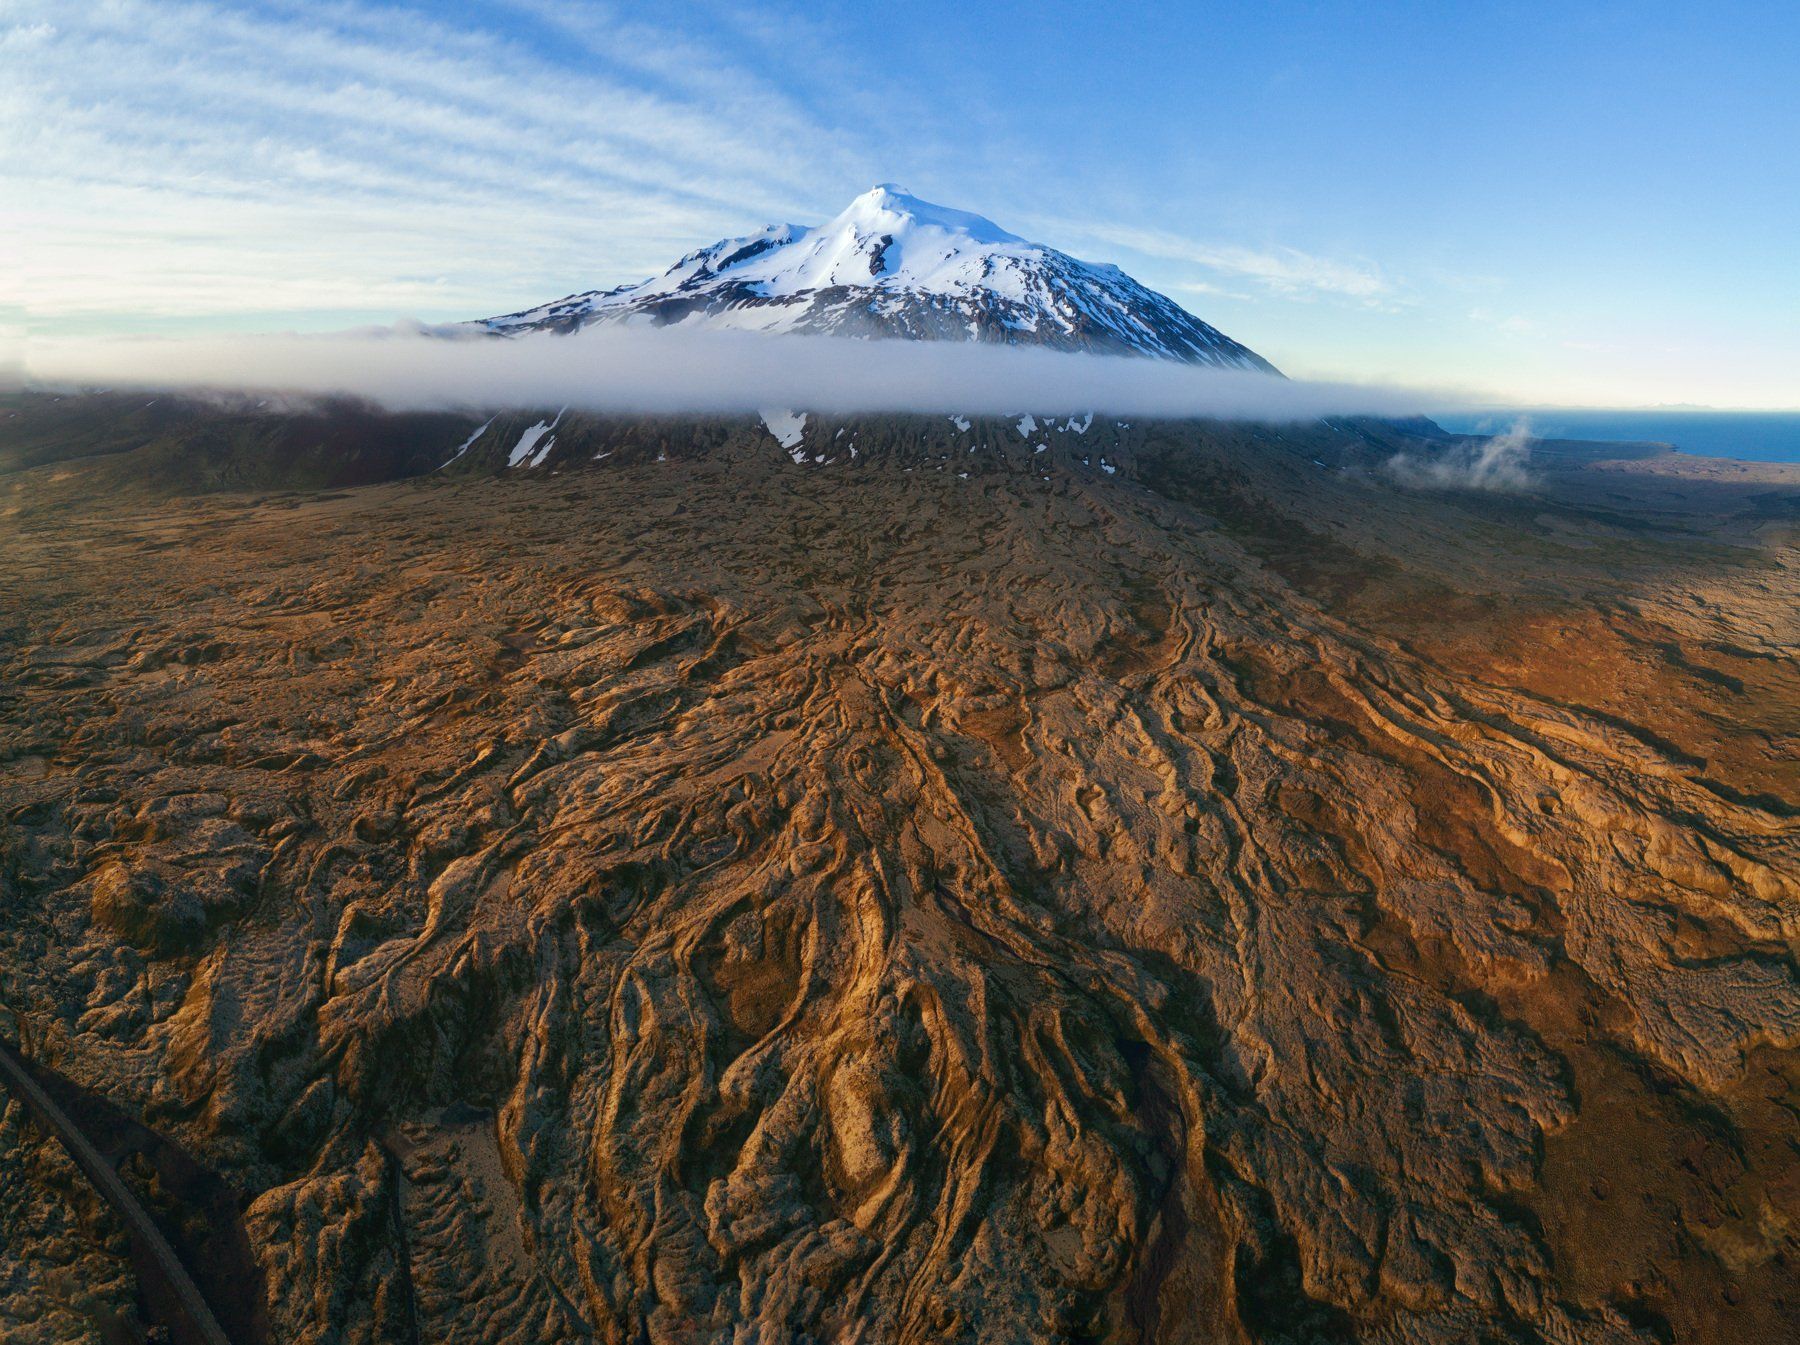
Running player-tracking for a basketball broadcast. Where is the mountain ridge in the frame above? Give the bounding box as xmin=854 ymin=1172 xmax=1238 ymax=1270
xmin=481 ymin=185 xmax=1279 ymax=372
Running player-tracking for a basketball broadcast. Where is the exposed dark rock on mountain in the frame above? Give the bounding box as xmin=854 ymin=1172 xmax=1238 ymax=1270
xmin=480 ymin=185 xmax=1279 ymax=371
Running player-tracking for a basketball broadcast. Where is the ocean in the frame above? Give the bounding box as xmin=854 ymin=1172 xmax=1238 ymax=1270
xmin=1433 ymin=410 xmax=1800 ymax=464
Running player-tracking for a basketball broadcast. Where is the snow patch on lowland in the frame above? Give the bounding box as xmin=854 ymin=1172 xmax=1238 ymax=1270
xmin=507 ymin=408 xmax=565 ymax=468
xmin=441 ymin=417 xmax=494 ymax=469
xmin=760 ymin=408 xmax=810 ymax=462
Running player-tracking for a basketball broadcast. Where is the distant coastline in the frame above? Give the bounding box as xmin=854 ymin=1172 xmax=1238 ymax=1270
xmin=1435 ymin=410 xmax=1800 ymax=463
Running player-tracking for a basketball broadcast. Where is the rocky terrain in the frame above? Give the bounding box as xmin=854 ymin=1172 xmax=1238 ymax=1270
xmin=1 ymin=404 xmax=1797 ymax=1343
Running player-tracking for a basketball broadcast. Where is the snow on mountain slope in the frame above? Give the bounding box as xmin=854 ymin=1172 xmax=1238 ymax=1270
xmin=481 ymin=185 xmax=1278 ymax=372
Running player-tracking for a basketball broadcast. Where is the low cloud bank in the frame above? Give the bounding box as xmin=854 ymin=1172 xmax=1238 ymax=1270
xmin=1386 ymin=419 xmax=1536 ymax=491
xmin=20 ymin=322 xmax=1451 ymax=423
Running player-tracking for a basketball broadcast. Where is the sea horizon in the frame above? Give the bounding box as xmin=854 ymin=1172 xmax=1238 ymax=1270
xmin=1436 ymin=408 xmax=1800 ymax=463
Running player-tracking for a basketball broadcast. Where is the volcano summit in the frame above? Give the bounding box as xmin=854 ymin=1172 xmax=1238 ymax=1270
xmin=480 ymin=185 xmax=1279 ymax=371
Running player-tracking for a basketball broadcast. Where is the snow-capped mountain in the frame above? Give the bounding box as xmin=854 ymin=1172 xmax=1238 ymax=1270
xmin=481 ymin=185 xmax=1278 ymax=372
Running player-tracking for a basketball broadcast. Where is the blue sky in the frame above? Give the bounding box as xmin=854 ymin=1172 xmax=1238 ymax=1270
xmin=4 ymin=0 xmax=1796 ymax=406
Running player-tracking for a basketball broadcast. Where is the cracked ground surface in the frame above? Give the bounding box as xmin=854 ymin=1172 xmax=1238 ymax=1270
xmin=1 ymin=413 xmax=1797 ymax=1342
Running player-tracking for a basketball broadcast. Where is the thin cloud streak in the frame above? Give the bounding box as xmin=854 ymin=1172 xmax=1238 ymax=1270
xmin=21 ymin=325 xmax=1450 ymax=422
xmin=0 ymin=0 xmax=866 ymax=326
xmin=1069 ymin=222 xmax=1395 ymax=303
xmin=1 ymin=2 xmax=1411 ymax=341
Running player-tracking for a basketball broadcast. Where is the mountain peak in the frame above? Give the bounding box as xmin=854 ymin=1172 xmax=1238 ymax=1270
xmin=831 ymin=184 xmax=1025 ymax=249
xmin=481 ymin=190 xmax=1279 ymax=373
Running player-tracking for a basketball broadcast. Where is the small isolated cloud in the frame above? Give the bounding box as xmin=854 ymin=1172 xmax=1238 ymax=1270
xmin=1386 ymin=419 xmax=1536 ymax=491
xmin=21 ymin=323 xmax=1447 ymax=422
xmin=1469 ymin=308 xmax=1536 ymax=336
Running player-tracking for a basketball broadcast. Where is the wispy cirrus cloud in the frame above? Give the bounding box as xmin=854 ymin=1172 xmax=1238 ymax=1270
xmin=0 ymin=1 xmax=873 ymax=329
xmin=0 ymin=0 xmax=1414 ymax=346
xmin=1467 ymin=307 xmax=1536 ymax=335
xmin=1063 ymin=221 xmax=1397 ymax=305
